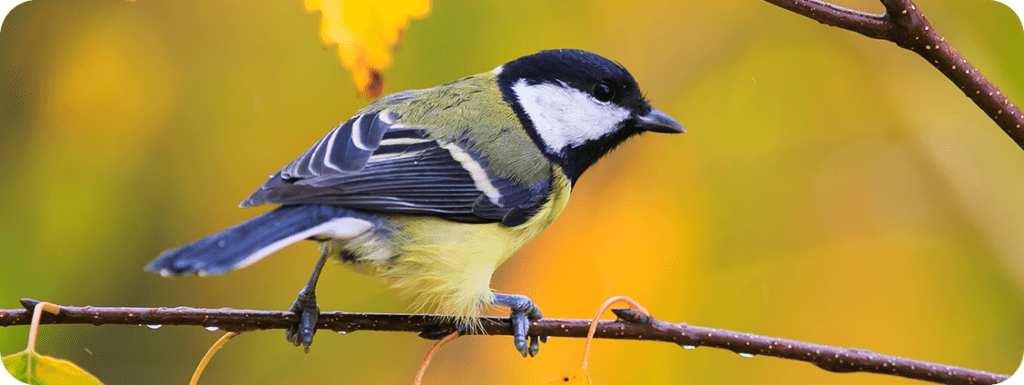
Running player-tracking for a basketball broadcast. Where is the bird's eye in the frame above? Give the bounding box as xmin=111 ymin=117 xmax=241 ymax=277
xmin=592 ymin=81 xmax=615 ymax=102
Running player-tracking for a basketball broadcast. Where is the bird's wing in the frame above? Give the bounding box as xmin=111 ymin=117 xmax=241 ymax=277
xmin=241 ymin=110 xmax=551 ymax=226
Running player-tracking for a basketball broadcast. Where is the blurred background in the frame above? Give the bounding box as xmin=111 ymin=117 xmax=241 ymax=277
xmin=2 ymin=0 xmax=1023 ymax=384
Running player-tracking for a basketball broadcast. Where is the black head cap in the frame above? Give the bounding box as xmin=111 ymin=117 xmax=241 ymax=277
xmin=498 ymin=49 xmax=651 ymax=116
xmin=495 ymin=49 xmax=683 ymax=184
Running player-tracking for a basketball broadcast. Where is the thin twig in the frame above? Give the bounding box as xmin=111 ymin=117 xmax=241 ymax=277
xmin=413 ymin=332 xmax=459 ymax=385
xmin=762 ymin=0 xmax=1024 ymax=149
xmin=582 ymin=296 xmax=650 ymax=371
xmin=190 ymin=332 xmax=240 ymax=385
xmin=24 ymin=301 xmax=60 ymax=382
xmin=0 ymin=299 xmax=1008 ymax=385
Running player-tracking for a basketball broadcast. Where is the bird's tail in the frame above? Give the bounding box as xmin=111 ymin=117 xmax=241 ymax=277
xmin=146 ymin=205 xmax=380 ymax=276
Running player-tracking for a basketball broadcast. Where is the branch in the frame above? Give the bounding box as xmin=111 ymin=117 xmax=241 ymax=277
xmin=0 ymin=299 xmax=1008 ymax=385
xmin=762 ymin=0 xmax=1024 ymax=149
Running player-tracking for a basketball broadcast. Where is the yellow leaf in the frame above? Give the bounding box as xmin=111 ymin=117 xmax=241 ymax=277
xmin=305 ymin=0 xmax=431 ymax=98
xmin=3 ymin=350 xmax=104 ymax=385
xmin=538 ymin=369 xmax=592 ymax=385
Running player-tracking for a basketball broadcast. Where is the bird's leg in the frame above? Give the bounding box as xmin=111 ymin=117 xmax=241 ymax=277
xmin=492 ymin=293 xmax=545 ymax=357
xmin=286 ymin=250 xmax=329 ymax=353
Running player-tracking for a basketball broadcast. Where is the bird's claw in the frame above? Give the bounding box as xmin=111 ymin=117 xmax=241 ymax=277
xmin=492 ymin=293 xmax=545 ymax=357
xmin=285 ymin=290 xmax=320 ymax=353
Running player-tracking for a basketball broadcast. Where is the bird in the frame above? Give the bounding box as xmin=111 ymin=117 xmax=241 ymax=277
xmin=145 ymin=49 xmax=684 ymax=357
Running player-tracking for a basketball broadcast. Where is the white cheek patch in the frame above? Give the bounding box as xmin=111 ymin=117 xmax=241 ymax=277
xmin=512 ymin=79 xmax=631 ymax=153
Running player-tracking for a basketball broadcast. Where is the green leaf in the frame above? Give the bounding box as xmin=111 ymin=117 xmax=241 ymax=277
xmin=3 ymin=349 xmax=103 ymax=385
xmin=0 ymin=358 xmax=19 ymax=385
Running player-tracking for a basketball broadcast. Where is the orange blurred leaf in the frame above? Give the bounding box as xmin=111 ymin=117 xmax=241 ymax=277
xmin=304 ymin=0 xmax=431 ymax=98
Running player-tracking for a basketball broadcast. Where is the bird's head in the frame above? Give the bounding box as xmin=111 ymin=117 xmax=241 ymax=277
xmin=495 ymin=49 xmax=684 ymax=183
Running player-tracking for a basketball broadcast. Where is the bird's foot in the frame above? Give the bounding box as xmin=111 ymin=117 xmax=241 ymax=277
xmin=285 ymin=288 xmax=320 ymax=353
xmin=492 ymin=293 xmax=546 ymax=357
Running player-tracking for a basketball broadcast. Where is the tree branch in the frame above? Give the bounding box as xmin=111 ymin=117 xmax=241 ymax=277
xmin=762 ymin=0 xmax=1024 ymax=149
xmin=0 ymin=299 xmax=1008 ymax=385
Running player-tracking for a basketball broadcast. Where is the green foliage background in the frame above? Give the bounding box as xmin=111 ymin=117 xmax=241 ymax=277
xmin=2 ymin=0 xmax=1023 ymax=384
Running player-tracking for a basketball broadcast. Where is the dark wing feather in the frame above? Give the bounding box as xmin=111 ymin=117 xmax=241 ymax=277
xmin=242 ymin=111 xmax=550 ymax=226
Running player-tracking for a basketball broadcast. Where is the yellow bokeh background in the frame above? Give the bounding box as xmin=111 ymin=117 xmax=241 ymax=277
xmin=2 ymin=0 xmax=1023 ymax=384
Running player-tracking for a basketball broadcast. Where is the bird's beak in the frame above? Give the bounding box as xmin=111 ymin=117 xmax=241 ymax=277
xmin=636 ymin=109 xmax=685 ymax=134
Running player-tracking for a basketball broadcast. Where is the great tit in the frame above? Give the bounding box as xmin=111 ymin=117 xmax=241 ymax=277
xmin=146 ymin=49 xmax=684 ymax=357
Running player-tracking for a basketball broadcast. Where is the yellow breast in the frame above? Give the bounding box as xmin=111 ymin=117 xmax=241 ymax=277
xmin=352 ymin=169 xmax=572 ymax=326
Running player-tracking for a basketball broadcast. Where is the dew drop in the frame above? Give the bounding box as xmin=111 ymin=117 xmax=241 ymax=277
xmin=682 ymin=345 xmax=697 ymax=350
xmin=205 ymin=326 xmax=220 ymax=332
xmin=738 ymin=353 xmax=755 ymax=358
xmin=217 ymin=240 xmax=226 ymax=248
xmin=337 ymin=331 xmax=348 ymax=335
xmin=146 ymin=324 xmax=163 ymax=330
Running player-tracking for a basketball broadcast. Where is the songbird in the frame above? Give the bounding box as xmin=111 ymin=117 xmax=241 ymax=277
xmin=146 ymin=49 xmax=684 ymax=357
